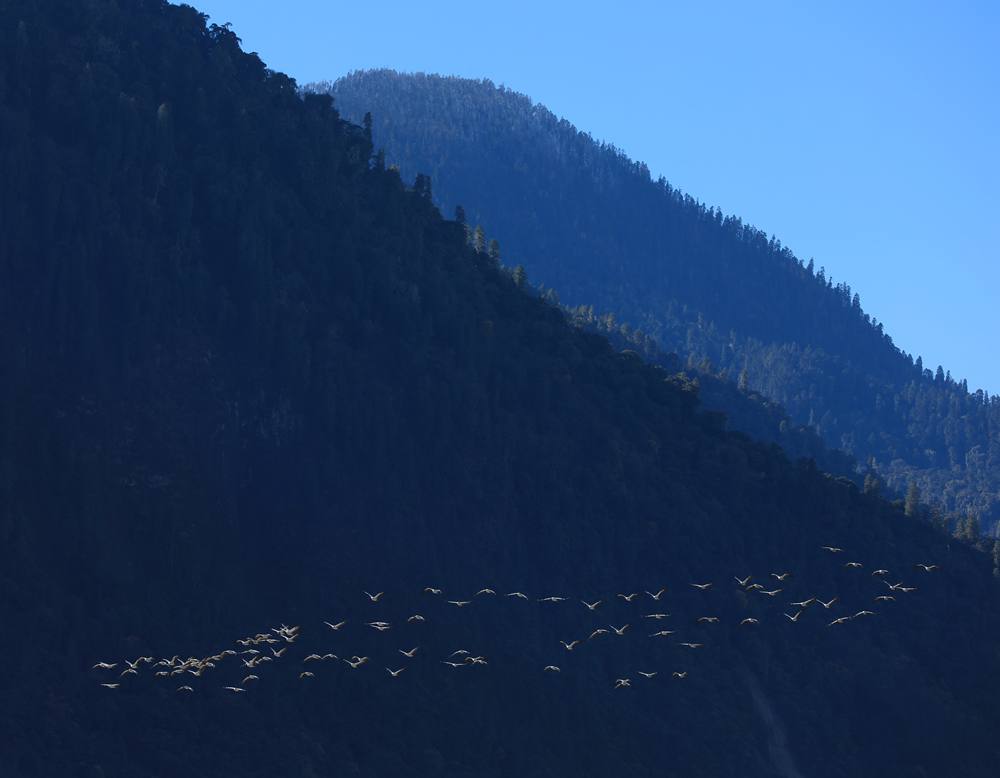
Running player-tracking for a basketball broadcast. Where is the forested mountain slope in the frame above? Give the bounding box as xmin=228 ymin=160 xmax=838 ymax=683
xmin=569 ymin=307 xmax=859 ymax=480
xmin=2 ymin=3 xmax=1000 ymax=776
xmin=324 ymin=70 xmax=1000 ymax=534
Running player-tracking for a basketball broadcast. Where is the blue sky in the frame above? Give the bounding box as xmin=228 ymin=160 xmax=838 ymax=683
xmin=192 ymin=0 xmax=999 ymax=392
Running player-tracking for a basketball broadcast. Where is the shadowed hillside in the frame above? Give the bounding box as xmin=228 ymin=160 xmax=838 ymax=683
xmin=2 ymin=4 xmax=999 ymax=777
xmin=324 ymin=70 xmax=1000 ymax=535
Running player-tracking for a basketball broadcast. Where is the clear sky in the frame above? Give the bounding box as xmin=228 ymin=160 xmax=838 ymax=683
xmin=191 ymin=0 xmax=999 ymax=393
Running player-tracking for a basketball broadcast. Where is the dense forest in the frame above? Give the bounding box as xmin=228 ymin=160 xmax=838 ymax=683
xmin=2 ymin=2 xmax=1000 ymax=776
xmin=567 ymin=306 xmax=859 ymax=481
xmin=324 ymin=71 xmax=1000 ymax=535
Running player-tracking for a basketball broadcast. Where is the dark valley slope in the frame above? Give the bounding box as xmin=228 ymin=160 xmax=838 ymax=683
xmin=323 ymin=70 xmax=1000 ymax=534
xmin=2 ymin=4 xmax=1000 ymax=777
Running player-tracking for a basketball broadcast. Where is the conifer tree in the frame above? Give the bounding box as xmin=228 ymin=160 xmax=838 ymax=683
xmin=905 ymin=482 xmax=921 ymax=517
xmin=414 ymin=173 xmax=432 ymax=200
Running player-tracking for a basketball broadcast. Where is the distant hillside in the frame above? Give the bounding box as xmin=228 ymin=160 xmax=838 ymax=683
xmin=323 ymin=70 xmax=1000 ymax=534
xmin=568 ymin=305 xmax=859 ymax=480
xmin=3 ymin=4 xmax=1000 ymax=777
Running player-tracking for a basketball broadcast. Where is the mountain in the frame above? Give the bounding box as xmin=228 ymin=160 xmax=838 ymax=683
xmin=2 ymin=3 xmax=1000 ymax=777
xmin=322 ymin=70 xmax=1000 ymax=535
xmin=568 ymin=306 xmax=859 ymax=481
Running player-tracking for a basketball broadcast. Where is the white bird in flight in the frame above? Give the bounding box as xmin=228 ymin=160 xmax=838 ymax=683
xmin=771 ymin=572 xmax=791 ymax=581
xmin=609 ymin=624 xmax=630 ymax=636
xmin=821 ymin=546 xmax=844 ymax=553
xmin=614 ymin=678 xmax=631 ymax=689
xmin=617 ymin=593 xmax=640 ymax=602
xmin=784 ymin=611 xmax=803 ymax=622
xmin=818 ymin=597 xmax=838 ymax=609
xmin=646 ymin=589 xmax=666 ymax=600
xmin=424 ymin=587 xmax=442 ymax=595
xmin=324 ymin=620 xmax=347 ymax=631
xmin=476 ymin=588 xmax=496 ymax=596
xmin=92 ymin=662 xmax=117 ymax=670
xmin=386 ymin=667 xmax=406 ymax=677
xmin=638 ymin=671 xmax=657 ymax=678
xmin=506 ymin=592 xmax=528 ymax=599
xmin=650 ymin=630 xmax=675 ymax=637
xmin=589 ymin=628 xmax=609 ymax=640
xmin=829 ymin=617 xmax=852 ymax=626
xmin=177 ymin=685 xmax=193 ymax=692
xmin=407 ymin=614 xmax=426 ymax=622
xmin=697 ymin=616 xmax=719 ymax=623
xmin=672 ymin=671 xmax=688 ymax=679
xmin=734 ymin=575 xmax=752 ymax=587
xmin=544 ymin=665 xmax=561 ymax=672
xmin=561 ymin=640 xmax=580 ymax=651
xmin=790 ymin=598 xmax=816 ymax=608
xmin=448 ymin=600 xmax=471 ymax=608
xmin=365 ymin=591 xmax=384 ymax=602
xmin=644 ymin=613 xmax=670 ymax=620
xmin=400 ymin=647 xmax=419 ymax=658
xmin=690 ymin=583 xmax=713 ymax=590
xmin=740 ymin=618 xmax=759 ymax=626
xmin=539 ymin=596 xmax=566 ymax=603
xmin=581 ymin=600 xmax=602 ymax=611
xmin=100 ymin=683 xmax=119 ymax=689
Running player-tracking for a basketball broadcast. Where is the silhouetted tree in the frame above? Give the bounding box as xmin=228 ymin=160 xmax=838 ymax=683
xmin=414 ymin=173 xmax=432 ymax=199
xmin=472 ymin=225 xmax=486 ymax=253
xmin=905 ymin=482 xmax=921 ymax=518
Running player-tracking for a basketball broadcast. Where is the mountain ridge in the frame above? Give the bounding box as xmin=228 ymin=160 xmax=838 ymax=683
xmin=322 ymin=69 xmax=1000 ymax=533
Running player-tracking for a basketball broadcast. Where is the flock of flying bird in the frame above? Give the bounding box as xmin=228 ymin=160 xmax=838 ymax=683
xmin=92 ymin=545 xmax=940 ymax=693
